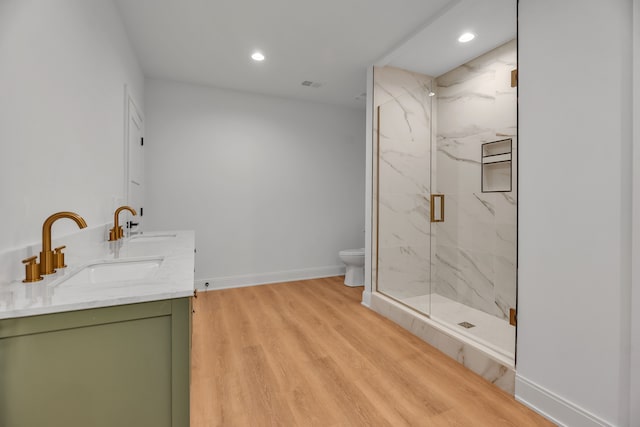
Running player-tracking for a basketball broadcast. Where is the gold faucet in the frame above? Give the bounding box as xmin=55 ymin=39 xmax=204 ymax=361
xmin=39 ymin=211 xmax=88 ymax=275
xmin=109 ymin=206 xmax=137 ymax=241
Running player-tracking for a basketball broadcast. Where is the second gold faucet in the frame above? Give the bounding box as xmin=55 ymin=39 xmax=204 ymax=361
xmin=109 ymin=206 xmax=137 ymax=241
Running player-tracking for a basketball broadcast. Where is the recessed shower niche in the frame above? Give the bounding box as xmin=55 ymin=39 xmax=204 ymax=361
xmin=372 ymin=38 xmax=518 ymax=384
xmin=482 ymin=139 xmax=513 ymax=193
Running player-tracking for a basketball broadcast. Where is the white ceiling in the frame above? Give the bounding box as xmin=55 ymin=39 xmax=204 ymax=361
xmin=385 ymin=0 xmax=517 ymax=77
xmin=114 ymin=0 xmax=516 ymax=109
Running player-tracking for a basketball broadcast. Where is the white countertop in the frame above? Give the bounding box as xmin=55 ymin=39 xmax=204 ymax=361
xmin=0 ymin=230 xmax=195 ymax=320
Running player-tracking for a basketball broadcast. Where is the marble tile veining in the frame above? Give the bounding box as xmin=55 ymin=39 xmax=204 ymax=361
xmin=374 ymin=65 xmax=435 ymax=302
xmin=434 ymin=39 xmax=517 ymax=321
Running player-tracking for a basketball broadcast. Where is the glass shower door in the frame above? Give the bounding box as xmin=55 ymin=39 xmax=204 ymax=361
xmin=375 ymin=83 xmax=434 ymax=316
xmin=428 ymin=48 xmax=518 ymax=359
xmin=428 ymin=175 xmax=517 ymax=359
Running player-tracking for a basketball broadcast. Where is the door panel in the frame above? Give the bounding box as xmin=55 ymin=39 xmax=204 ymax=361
xmin=127 ymin=98 xmax=143 ymax=232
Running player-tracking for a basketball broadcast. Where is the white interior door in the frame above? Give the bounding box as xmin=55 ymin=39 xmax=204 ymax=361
xmin=127 ymin=96 xmax=144 ymax=232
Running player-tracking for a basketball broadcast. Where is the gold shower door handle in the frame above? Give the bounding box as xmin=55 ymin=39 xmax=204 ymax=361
xmin=430 ymin=194 xmax=445 ymax=223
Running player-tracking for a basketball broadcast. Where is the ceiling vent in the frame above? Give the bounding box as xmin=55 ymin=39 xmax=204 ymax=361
xmin=301 ymin=80 xmax=322 ymax=88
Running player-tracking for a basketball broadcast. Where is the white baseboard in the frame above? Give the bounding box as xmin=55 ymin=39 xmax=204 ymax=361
xmin=515 ymin=375 xmax=612 ymax=427
xmin=195 ymin=265 xmax=346 ymax=291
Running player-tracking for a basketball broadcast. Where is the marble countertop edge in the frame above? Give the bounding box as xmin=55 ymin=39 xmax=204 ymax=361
xmin=0 ymin=230 xmax=195 ymax=320
xmin=0 ymin=289 xmax=195 ymax=320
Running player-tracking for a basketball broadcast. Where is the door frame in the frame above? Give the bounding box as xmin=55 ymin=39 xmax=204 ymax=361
xmin=123 ymin=86 xmax=144 ymax=219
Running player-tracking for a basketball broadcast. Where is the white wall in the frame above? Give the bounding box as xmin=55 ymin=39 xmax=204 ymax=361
xmin=518 ymin=1 xmax=633 ymax=426
xmin=0 ymin=0 xmax=144 ymax=257
xmin=144 ymin=79 xmax=365 ymax=286
xmin=630 ymin=1 xmax=640 ymax=424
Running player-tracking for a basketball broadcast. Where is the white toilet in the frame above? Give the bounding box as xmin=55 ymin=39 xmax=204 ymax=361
xmin=339 ymin=248 xmax=365 ymax=287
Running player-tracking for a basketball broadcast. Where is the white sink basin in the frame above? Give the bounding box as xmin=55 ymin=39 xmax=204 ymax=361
xmin=128 ymin=234 xmax=177 ymax=243
xmin=54 ymin=257 xmax=164 ymax=286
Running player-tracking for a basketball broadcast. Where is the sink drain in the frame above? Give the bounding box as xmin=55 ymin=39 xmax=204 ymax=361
xmin=458 ymin=321 xmax=475 ymax=329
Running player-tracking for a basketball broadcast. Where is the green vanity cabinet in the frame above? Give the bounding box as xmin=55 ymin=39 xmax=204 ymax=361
xmin=0 ymin=298 xmax=191 ymax=427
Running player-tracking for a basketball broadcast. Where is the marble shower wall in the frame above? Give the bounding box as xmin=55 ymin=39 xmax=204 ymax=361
xmin=434 ymin=39 xmax=517 ymax=320
xmin=373 ymin=66 xmax=435 ymax=300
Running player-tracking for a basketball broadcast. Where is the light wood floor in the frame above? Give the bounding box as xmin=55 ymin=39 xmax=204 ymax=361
xmin=191 ymin=277 xmax=554 ymax=427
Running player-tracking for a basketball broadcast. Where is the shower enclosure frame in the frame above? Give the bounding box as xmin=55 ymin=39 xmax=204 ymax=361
xmin=370 ymin=39 xmax=519 ymax=385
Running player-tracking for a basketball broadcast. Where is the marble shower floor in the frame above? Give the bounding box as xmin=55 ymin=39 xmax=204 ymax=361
xmin=388 ymin=292 xmax=515 ymax=360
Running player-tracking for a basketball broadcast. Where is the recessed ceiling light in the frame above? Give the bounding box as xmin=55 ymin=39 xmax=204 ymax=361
xmin=251 ymin=52 xmax=265 ymax=61
xmin=458 ymin=32 xmax=475 ymax=43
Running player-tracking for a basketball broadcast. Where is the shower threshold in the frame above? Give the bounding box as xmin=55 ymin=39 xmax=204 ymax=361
xmin=369 ymin=291 xmax=516 ymax=393
xmin=390 ymin=293 xmax=515 ymax=362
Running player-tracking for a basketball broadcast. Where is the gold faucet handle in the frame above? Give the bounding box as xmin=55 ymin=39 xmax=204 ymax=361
xmin=22 ymin=256 xmax=43 ymax=283
xmin=108 ymin=227 xmax=119 ymax=241
xmin=53 ymin=245 xmax=67 ymax=269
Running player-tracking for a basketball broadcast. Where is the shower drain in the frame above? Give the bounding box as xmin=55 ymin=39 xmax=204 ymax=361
xmin=458 ymin=321 xmax=475 ymax=329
